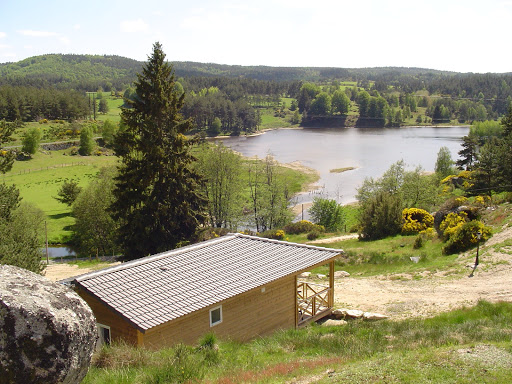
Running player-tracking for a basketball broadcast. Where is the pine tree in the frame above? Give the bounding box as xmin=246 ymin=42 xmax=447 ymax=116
xmin=111 ymin=42 xmax=206 ymax=260
xmin=456 ymin=135 xmax=478 ymax=170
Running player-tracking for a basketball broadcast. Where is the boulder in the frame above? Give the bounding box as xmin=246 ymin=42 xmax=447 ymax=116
xmin=299 ymin=272 xmax=311 ymax=278
xmin=317 ymin=274 xmax=327 ymax=279
xmin=334 ymin=270 xmax=350 ymax=278
xmin=0 ymin=265 xmax=97 ymax=384
xmin=363 ymin=312 xmax=389 ymax=321
xmin=332 ymin=308 xmax=364 ymax=319
xmin=322 ymin=319 xmax=347 ymax=327
xmin=331 ymin=309 xmax=346 ymax=319
xmin=344 ymin=309 xmax=364 ymax=319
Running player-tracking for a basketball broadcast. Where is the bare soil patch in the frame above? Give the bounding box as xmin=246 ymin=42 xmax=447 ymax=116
xmin=44 ymin=261 xmax=120 ymax=282
xmin=333 ymin=226 xmax=512 ymax=319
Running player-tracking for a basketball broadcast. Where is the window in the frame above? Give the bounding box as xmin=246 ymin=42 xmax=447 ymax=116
xmin=209 ymin=305 xmax=222 ymax=327
xmin=97 ymin=323 xmax=111 ymax=348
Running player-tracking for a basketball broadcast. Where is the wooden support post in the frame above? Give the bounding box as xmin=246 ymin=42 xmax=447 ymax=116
xmin=329 ymin=261 xmax=334 ymax=307
xmin=294 ymin=275 xmax=298 ymax=328
xmin=137 ymin=330 xmax=144 ymax=347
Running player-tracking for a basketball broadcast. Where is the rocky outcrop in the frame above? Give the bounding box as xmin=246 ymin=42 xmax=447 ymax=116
xmin=0 ymin=265 xmax=97 ymax=384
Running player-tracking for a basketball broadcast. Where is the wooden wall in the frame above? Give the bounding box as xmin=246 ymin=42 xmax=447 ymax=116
xmin=143 ymin=275 xmax=297 ymax=349
xmin=76 ymin=288 xmax=139 ymax=345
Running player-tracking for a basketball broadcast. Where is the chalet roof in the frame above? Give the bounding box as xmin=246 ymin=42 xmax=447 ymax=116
xmin=69 ymin=233 xmax=342 ymax=331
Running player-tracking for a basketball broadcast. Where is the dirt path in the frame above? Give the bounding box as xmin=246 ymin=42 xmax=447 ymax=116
xmin=333 ymin=226 xmax=512 ymax=319
xmin=43 ymin=261 xmax=120 ymax=282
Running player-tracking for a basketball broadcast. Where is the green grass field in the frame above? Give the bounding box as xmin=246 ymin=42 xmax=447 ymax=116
xmin=94 ymin=93 xmax=123 ymax=122
xmin=3 ymin=150 xmax=118 ymax=243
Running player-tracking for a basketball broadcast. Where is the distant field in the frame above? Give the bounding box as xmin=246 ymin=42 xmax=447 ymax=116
xmin=2 ymin=145 xmax=314 ymax=244
xmin=94 ymin=93 xmax=123 ymax=122
xmin=3 ymin=150 xmax=118 ymax=243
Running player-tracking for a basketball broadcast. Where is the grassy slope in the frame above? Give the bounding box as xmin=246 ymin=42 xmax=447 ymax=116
xmin=3 ymin=150 xmax=118 ymax=243
xmin=83 ymin=301 xmax=512 ymax=383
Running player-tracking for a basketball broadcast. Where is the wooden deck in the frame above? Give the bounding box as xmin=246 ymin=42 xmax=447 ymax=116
xmin=297 ymin=281 xmax=332 ymax=326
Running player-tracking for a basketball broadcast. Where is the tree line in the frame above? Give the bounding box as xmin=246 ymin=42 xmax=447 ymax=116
xmin=0 ymin=85 xmax=89 ymax=121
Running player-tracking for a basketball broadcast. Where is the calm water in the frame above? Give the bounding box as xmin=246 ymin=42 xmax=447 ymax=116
xmin=42 ymin=246 xmax=76 ymax=258
xmin=220 ymin=126 xmax=469 ymax=205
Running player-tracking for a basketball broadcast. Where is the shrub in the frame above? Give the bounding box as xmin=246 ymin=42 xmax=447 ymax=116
xmin=401 ymin=208 xmax=434 ymax=235
xmin=359 ymin=191 xmax=403 ymax=240
xmin=440 ymin=211 xmax=468 ymax=240
xmin=21 ymin=127 xmax=41 ymax=155
xmin=309 ymin=198 xmax=345 ymax=232
xmin=79 ymin=126 xmax=95 ymax=156
xmin=283 ymin=220 xmax=324 ymax=234
xmin=413 ymin=235 xmax=424 ymax=249
xmin=260 ymin=229 xmax=285 ymax=240
xmin=442 ymin=220 xmax=492 ymax=254
xmin=307 ymin=230 xmax=321 ymax=240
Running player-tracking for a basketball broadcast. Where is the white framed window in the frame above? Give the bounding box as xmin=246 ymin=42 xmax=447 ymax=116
xmin=209 ymin=305 xmax=222 ymax=327
xmin=97 ymin=323 xmax=111 ymax=349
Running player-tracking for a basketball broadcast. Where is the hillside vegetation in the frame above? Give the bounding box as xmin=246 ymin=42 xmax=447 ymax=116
xmin=82 ymin=301 xmax=512 ymax=383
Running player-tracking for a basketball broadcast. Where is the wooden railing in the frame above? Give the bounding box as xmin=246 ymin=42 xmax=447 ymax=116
xmin=297 ymin=282 xmax=331 ymax=325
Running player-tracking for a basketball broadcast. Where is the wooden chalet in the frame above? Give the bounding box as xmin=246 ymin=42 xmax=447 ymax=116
xmin=64 ymin=233 xmax=343 ymax=349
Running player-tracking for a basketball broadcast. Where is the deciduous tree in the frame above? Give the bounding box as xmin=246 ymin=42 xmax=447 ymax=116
xmin=73 ymin=167 xmax=119 ymax=256
xmin=22 ymin=127 xmax=41 ymax=155
xmin=435 ymin=146 xmax=455 ymax=179
xmin=195 ymin=143 xmax=243 ymax=229
xmin=0 ymin=183 xmax=45 ymax=273
xmin=54 ymin=179 xmax=82 ymax=207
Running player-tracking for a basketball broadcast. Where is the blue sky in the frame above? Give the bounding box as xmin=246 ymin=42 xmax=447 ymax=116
xmin=0 ymin=0 xmax=511 ymax=73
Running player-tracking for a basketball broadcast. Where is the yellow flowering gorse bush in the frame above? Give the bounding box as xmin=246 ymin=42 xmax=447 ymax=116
xmin=401 ymin=208 xmax=434 ymax=235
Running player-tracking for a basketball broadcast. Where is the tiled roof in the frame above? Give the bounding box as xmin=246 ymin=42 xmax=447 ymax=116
xmin=71 ymin=233 xmax=342 ymax=331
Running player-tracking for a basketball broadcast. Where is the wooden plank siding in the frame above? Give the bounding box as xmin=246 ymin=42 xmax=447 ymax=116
xmin=143 ymin=275 xmax=296 ymax=349
xmin=76 ymin=288 xmax=139 ymax=345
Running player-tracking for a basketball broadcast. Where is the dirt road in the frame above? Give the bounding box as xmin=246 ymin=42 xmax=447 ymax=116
xmin=332 ymin=226 xmax=512 ymax=319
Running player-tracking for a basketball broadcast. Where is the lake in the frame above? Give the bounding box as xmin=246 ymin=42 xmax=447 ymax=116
xmin=220 ymin=126 xmax=469 ymax=205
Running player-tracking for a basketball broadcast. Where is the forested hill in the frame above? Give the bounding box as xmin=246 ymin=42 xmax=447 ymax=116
xmin=1 ymin=53 xmax=512 ymax=122
xmin=0 ymin=53 xmax=463 ymax=91
xmin=0 ymin=54 xmax=142 ymax=91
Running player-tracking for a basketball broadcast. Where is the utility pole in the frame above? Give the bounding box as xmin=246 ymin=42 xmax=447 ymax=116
xmin=45 ymin=221 xmax=49 ymax=265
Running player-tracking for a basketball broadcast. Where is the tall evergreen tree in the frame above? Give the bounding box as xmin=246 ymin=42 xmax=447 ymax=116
xmin=111 ymin=42 xmax=206 ymax=260
xmin=456 ymin=135 xmax=478 ymax=170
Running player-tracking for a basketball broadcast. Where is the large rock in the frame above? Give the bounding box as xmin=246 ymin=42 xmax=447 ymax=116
xmin=0 ymin=265 xmax=97 ymax=384
xmin=363 ymin=312 xmax=389 ymax=321
xmin=334 ymin=271 xmax=350 ymax=278
xmin=334 ymin=308 xmax=364 ymax=319
xmin=322 ymin=319 xmax=347 ymax=327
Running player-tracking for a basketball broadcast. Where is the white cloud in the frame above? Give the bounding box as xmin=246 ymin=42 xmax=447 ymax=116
xmin=0 ymin=44 xmax=10 ymax=49
xmin=18 ymin=30 xmax=58 ymax=37
xmin=120 ymin=19 xmax=149 ymax=33
xmin=59 ymin=36 xmax=71 ymax=45
xmin=73 ymin=24 xmax=81 ymax=30
xmin=0 ymin=32 xmax=6 ymax=39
